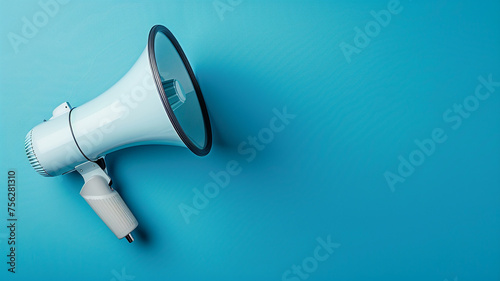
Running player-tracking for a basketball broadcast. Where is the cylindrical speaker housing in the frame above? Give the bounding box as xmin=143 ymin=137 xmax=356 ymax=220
xmin=25 ymin=111 xmax=87 ymax=176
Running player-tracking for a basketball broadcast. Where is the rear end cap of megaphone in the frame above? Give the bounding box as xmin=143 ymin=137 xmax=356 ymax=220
xmin=25 ymin=129 xmax=51 ymax=177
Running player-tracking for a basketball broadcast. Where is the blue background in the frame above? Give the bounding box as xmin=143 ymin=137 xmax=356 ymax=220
xmin=1 ymin=0 xmax=500 ymax=280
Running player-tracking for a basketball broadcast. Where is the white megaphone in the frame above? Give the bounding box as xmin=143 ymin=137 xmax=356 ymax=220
xmin=24 ymin=25 xmax=212 ymax=243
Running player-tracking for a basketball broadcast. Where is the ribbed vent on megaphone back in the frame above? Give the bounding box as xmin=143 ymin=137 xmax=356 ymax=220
xmin=25 ymin=129 xmax=50 ymax=177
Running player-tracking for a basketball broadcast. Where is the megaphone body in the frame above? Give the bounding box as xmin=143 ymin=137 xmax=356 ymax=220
xmin=25 ymin=25 xmax=212 ymax=242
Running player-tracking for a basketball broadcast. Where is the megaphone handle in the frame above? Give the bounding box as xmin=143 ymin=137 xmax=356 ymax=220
xmin=76 ymin=160 xmax=138 ymax=242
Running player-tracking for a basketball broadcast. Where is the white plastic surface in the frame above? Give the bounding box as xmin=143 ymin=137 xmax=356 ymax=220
xmin=80 ymin=175 xmax=138 ymax=239
xmin=25 ymin=111 xmax=87 ymax=176
xmin=50 ymin=102 xmax=72 ymax=120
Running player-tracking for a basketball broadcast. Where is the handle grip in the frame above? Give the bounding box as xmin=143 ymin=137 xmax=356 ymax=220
xmin=80 ymin=175 xmax=138 ymax=240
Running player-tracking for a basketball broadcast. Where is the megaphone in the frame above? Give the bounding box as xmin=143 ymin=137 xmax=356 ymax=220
xmin=24 ymin=25 xmax=212 ymax=243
